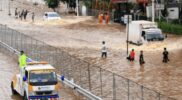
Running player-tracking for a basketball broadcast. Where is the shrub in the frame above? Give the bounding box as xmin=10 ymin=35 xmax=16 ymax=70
xmin=158 ymin=22 xmax=182 ymax=35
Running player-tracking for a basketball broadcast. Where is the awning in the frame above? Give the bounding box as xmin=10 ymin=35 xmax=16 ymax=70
xmin=111 ymin=0 xmax=128 ymax=3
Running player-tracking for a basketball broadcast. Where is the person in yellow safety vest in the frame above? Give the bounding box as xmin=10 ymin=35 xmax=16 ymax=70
xmin=18 ymin=50 xmax=27 ymax=68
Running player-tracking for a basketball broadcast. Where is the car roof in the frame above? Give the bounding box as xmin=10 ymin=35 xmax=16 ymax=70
xmin=25 ymin=62 xmax=55 ymax=71
xmin=45 ymin=12 xmax=58 ymax=14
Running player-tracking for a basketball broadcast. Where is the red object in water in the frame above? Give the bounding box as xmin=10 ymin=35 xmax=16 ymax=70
xmin=130 ymin=51 xmax=135 ymax=59
xmin=137 ymin=0 xmax=148 ymax=4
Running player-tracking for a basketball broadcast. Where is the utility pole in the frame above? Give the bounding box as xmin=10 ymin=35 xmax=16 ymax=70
xmin=76 ymin=0 xmax=79 ymax=16
xmin=152 ymin=0 xmax=155 ymax=22
xmin=126 ymin=15 xmax=129 ymax=55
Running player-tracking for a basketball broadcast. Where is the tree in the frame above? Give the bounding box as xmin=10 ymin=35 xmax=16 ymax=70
xmin=82 ymin=0 xmax=92 ymax=8
xmin=44 ymin=0 xmax=60 ymax=11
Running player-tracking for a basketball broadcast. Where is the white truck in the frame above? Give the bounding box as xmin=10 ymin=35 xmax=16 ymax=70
xmin=11 ymin=61 xmax=60 ymax=100
xmin=128 ymin=20 xmax=164 ymax=45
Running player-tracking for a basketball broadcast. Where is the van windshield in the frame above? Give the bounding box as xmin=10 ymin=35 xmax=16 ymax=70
xmin=29 ymin=70 xmax=57 ymax=86
xmin=146 ymin=33 xmax=163 ymax=40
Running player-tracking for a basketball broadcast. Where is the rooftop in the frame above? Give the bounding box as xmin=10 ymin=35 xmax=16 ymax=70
xmin=25 ymin=63 xmax=55 ymax=71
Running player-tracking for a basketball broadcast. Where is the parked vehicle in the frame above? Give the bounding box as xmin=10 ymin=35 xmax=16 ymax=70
xmin=43 ymin=12 xmax=61 ymax=20
xmin=11 ymin=61 xmax=59 ymax=100
xmin=128 ymin=20 xmax=164 ymax=45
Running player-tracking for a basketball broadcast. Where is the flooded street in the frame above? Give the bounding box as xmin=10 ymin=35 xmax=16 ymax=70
xmin=0 ymin=0 xmax=181 ymax=99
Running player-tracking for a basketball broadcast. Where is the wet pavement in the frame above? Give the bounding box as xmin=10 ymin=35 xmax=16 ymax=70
xmin=0 ymin=0 xmax=181 ymax=99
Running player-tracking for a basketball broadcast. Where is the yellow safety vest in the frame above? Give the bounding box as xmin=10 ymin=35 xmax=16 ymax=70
xmin=18 ymin=54 xmax=27 ymax=68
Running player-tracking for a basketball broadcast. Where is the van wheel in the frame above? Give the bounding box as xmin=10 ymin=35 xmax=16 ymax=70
xmin=11 ymin=82 xmax=17 ymax=95
xmin=23 ymin=92 xmax=28 ymax=100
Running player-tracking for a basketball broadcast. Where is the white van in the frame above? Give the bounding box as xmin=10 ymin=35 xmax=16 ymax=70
xmin=11 ymin=61 xmax=60 ymax=100
xmin=43 ymin=12 xmax=61 ymax=21
xmin=128 ymin=20 xmax=164 ymax=45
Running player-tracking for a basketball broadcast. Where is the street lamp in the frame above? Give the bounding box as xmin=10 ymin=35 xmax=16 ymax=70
xmin=152 ymin=0 xmax=155 ymax=22
xmin=124 ymin=1 xmax=132 ymax=55
xmin=125 ymin=15 xmax=132 ymax=55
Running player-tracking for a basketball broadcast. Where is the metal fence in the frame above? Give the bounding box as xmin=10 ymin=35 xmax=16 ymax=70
xmin=0 ymin=24 xmax=176 ymax=100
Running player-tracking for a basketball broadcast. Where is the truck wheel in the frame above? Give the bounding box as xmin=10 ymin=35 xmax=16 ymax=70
xmin=11 ymin=82 xmax=17 ymax=95
xmin=23 ymin=92 xmax=28 ymax=100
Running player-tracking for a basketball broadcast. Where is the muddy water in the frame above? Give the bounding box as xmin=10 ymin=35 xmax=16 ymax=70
xmin=0 ymin=0 xmax=181 ymax=99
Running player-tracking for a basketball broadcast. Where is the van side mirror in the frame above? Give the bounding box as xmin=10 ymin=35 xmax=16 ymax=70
xmin=23 ymin=76 xmax=27 ymax=81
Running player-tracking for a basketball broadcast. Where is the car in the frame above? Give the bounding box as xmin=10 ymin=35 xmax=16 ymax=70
xmin=43 ymin=12 xmax=61 ymax=21
xmin=11 ymin=61 xmax=60 ymax=100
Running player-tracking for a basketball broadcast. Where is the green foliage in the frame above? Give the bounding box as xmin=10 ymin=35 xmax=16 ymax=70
xmin=158 ymin=21 xmax=182 ymax=35
xmin=60 ymin=0 xmax=68 ymax=3
xmin=44 ymin=0 xmax=60 ymax=11
xmin=82 ymin=0 xmax=92 ymax=8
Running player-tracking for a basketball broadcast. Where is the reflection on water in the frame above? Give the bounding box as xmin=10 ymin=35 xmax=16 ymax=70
xmin=139 ymin=65 xmax=145 ymax=72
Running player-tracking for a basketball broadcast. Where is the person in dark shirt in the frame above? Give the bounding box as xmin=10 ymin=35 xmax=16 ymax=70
xmin=101 ymin=41 xmax=107 ymax=58
xmin=139 ymin=50 xmax=145 ymax=65
xmin=163 ymin=48 xmax=169 ymax=63
xmin=15 ymin=8 xmax=18 ymax=18
xmin=24 ymin=9 xmax=28 ymax=20
xmin=20 ymin=9 xmax=24 ymax=20
xmin=32 ymin=12 xmax=35 ymax=22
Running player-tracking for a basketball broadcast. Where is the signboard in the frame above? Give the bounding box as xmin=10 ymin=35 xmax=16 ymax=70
xmin=167 ymin=7 xmax=179 ymax=19
xmin=156 ymin=4 xmax=164 ymax=10
xmin=111 ymin=0 xmax=128 ymax=3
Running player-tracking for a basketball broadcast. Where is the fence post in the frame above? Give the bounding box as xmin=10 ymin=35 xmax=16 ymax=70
xmin=100 ymin=68 xmax=103 ymax=97
xmin=79 ymin=60 xmax=82 ymax=86
xmin=20 ymin=33 xmax=23 ymax=51
xmin=11 ymin=30 xmax=13 ymax=48
xmin=87 ymin=64 xmax=91 ymax=91
xmin=113 ymin=74 xmax=116 ymax=100
xmin=128 ymin=79 xmax=130 ymax=100
xmin=35 ymin=40 xmax=38 ymax=61
xmin=4 ymin=25 xmax=6 ymax=43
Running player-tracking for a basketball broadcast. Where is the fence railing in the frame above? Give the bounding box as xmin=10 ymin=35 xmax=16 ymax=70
xmin=0 ymin=24 xmax=176 ymax=100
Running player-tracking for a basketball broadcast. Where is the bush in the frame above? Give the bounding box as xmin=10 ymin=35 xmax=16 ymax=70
xmin=158 ymin=22 xmax=182 ymax=35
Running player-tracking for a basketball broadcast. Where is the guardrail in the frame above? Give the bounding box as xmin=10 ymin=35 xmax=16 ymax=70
xmin=57 ymin=75 xmax=102 ymax=100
